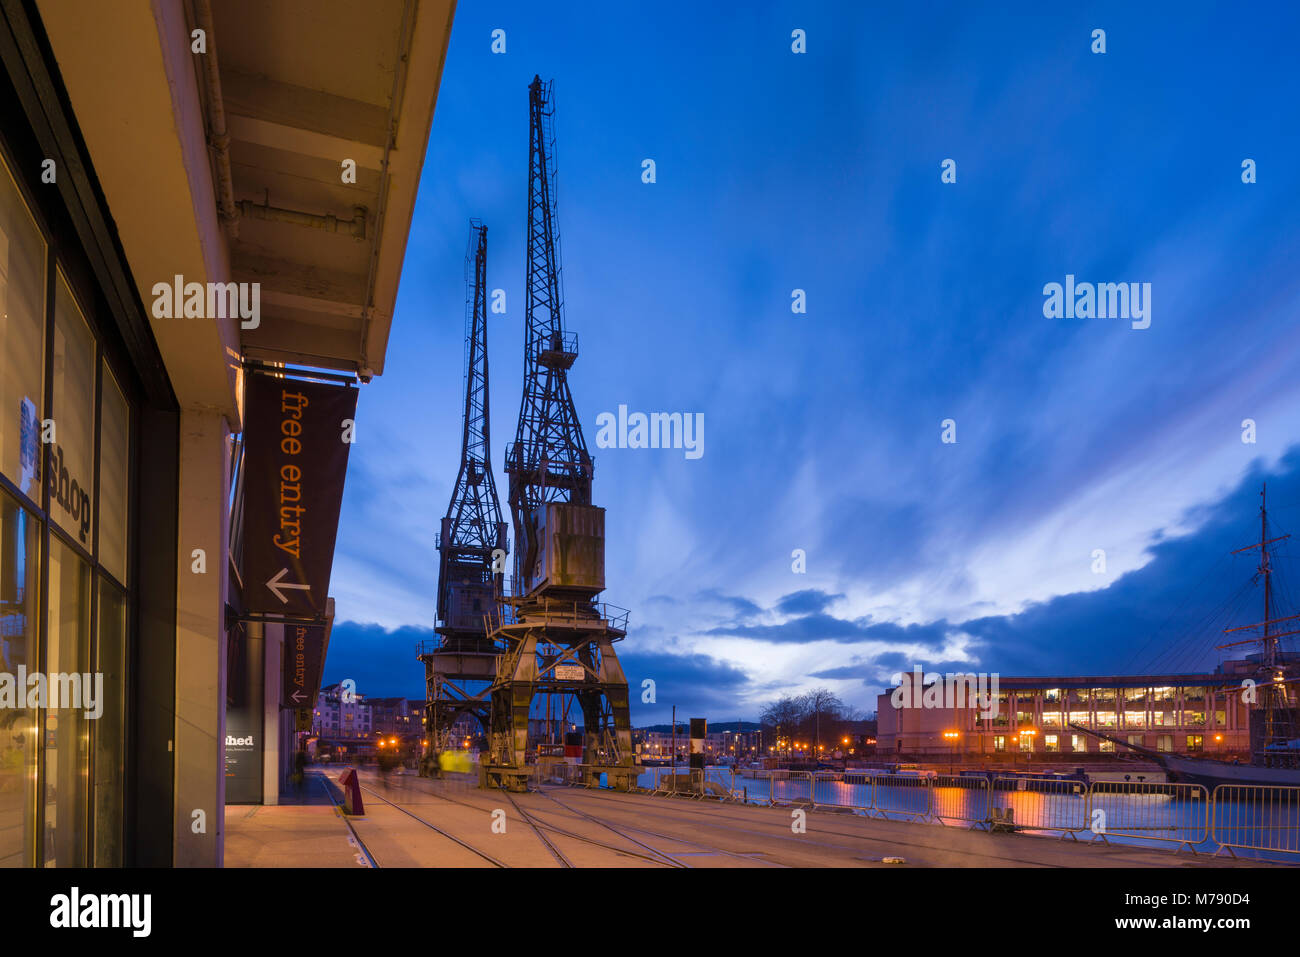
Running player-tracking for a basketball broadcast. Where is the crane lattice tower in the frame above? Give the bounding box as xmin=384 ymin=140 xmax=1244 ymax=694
xmin=419 ymin=220 xmax=508 ymax=762
xmin=486 ymin=76 xmax=634 ymax=790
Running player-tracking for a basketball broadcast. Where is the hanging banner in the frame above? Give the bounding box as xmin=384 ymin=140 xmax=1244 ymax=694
xmin=282 ymin=622 xmax=328 ymax=710
xmin=243 ymin=374 xmax=358 ymax=617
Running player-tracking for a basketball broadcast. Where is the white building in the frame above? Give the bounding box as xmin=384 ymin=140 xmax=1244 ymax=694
xmin=314 ymin=683 xmax=373 ymax=742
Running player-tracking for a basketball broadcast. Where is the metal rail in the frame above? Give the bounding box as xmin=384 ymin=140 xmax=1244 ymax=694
xmin=399 ymin=771 xmax=680 ymax=867
xmin=356 ymin=782 xmax=509 ymax=868
xmin=315 ymin=772 xmax=377 ymax=868
xmin=498 ymin=789 xmax=573 ymax=868
xmin=533 ymin=787 xmax=700 ymax=868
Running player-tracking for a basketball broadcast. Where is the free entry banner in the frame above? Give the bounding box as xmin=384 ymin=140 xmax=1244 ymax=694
xmin=243 ymin=374 xmax=358 ymax=618
xmin=282 ymin=622 xmax=328 ymax=710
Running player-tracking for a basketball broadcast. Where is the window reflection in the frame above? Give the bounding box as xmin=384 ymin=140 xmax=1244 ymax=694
xmin=0 ymin=493 xmax=39 ymax=866
xmin=94 ymin=584 xmax=125 ymax=866
xmin=44 ymin=538 xmax=90 ymax=867
xmin=0 ymin=154 xmax=46 ymax=499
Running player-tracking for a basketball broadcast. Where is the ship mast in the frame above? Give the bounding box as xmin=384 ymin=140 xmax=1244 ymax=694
xmin=1217 ymin=484 xmax=1300 ymax=767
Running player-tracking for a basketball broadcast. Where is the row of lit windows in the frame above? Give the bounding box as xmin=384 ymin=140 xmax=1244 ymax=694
xmin=999 ymin=687 xmax=1213 ymax=705
xmin=982 ymin=733 xmax=1211 ymax=753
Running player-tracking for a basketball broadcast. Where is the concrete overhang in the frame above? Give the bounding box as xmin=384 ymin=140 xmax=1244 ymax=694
xmin=36 ymin=0 xmax=454 ymax=423
xmin=36 ymin=0 xmax=242 ymax=420
xmin=211 ymin=0 xmax=453 ymax=378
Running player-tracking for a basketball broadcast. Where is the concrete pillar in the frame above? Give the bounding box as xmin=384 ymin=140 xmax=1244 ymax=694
xmin=263 ymin=622 xmax=283 ymax=805
xmin=173 ymin=408 xmax=230 ymax=866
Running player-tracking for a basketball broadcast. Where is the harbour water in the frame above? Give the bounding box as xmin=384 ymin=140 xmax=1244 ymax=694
xmin=635 ymin=768 xmax=1300 ymax=864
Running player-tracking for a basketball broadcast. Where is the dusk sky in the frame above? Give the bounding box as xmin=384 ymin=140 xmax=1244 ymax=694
xmin=322 ymin=1 xmax=1300 ymax=724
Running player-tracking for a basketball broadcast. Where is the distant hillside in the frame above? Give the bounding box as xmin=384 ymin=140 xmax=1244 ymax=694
xmin=637 ymin=721 xmax=763 ymax=733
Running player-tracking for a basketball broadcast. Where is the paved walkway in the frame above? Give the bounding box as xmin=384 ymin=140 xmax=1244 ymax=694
xmin=224 ymin=772 xmax=371 ymax=867
xmin=222 ymin=767 xmax=1286 ymax=868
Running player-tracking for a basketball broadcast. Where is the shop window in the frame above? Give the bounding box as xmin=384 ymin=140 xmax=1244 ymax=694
xmin=1187 ymin=734 xmax=1204 ymax=752
xmin=1071 ymin=734 xmax=1087 ymax=752
xmin=992 ymin=735 xmax=1005 ymax=752
xmin=93 ymin=583 xmax=127 ymax=866
xmin=44 ymin=537 xmax=91 ymax=867
xmin=49 ymin=272 xmax=95 ymax=548
xmin=0 ymin=155 xmax=46 ymax=499
xmin=1157 ymin=735 xmax=1173 ymax=753
xmin=1044 ymin=734 xmax=1059 ymax=752
xmin=0 ymin=491 xmax=40 ymax=867
xmin=98 ymin=365 xmax=129 ymax=584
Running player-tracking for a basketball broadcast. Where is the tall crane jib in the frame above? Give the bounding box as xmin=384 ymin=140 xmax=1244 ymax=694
xmin=419 ymin=220 xmax=508 ymax=766
xmin=507 ymin=75 xmax=595 ymax=592
xmin=486 ymin=76 xmax=635 ymax=790
xmin=440 ymin=220 xmax=508 ymax=636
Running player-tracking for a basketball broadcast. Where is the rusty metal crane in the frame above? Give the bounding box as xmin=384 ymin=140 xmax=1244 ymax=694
xmin=486 ymin=76 xmax=634 ymax=790
xmin=419 ymin=220 xmax=508 ymax=762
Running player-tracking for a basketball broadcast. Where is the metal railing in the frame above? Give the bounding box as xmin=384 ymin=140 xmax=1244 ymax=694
xmin=990 ymin=776 xmax=1089 ymax=837
xmin=929 ymin=774 xmax=992 ymax=829
xmin=811 ymin=771 xmax=861 ymax=811
xmin=573 ymin=768 xmax=1300 ymax=860
xmin=1211 ymin=784 xmax=1300 ymax=857
xmin=488 ymin=591 xmax=630 ymax=635
xmin=1089 ymin=781 xmax=1209 ymax=852
xmin=870 ymin=774 xmax=933 ymax=821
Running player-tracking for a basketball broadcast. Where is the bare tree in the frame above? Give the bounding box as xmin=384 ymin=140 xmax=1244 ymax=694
xmin=760 ymin=695 xmax=803 ymax=753
xmin=797 ymin=688 xmax=846 ymax=758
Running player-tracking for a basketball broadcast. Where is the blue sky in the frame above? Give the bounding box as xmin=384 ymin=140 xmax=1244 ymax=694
xmin=322 ymin=1 xmax=1300 ymax=723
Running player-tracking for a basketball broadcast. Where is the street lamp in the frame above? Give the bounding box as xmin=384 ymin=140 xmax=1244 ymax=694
xmin=942 ymin=730 xmax=959 ymax=774
xmin=1016 ymin=727 xmax=1036 ymax=768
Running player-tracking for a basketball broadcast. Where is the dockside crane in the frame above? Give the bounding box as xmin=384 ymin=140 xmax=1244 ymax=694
xmin=485 ymin=76 xmax=635 ymax=790
xmin=507 ymin=75 xmax=593 ymax=575
xmin=419 ymin=220 xmax=508 ymax=764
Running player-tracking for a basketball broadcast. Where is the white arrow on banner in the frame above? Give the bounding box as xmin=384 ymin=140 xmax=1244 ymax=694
xmin=290 ymin=689 xmax=306 ymax=703
xmin=267 ymin=567 xmax=312 ymax=604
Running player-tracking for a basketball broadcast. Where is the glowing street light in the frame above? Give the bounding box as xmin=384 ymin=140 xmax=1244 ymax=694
xmin=942 ymin=729 xmax=960 ymax=772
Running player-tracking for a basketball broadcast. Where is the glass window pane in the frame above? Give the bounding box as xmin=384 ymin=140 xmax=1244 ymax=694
xmin=93 ymin=582 xmax=125 ymax=866
xmin=44 ymin=537 xmax=90 ymax=867
xmin=98 ymin=365 xmax=128 ymax=583
xmin=0 ymin=154 xmax=46 ymax=499
xmin=0 ymin=492 xmax=40 ymax=866
xmin=48 ymin=273 xmax=96 ymax=548
xmin=49 ymin=272 xmax=95 ymax=550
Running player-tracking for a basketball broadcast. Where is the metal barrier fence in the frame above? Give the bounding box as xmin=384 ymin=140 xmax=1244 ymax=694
xmin=990 ymin=776 xmax=1089 ymax=836
xmin=811 ymin=771 xmax=861 ymax=810
xmin=1089 ymin=781 xmax=1209 ymax=852
xmin=642 ymin=766 xmax=736 ymax=797
xmin=1212 ymin=784 xmax=1300 ymax=858
xmin=929 ymin=774 xmax=991 ymax=829
xmin=870 ymin=774 xmax=932 ymax=821
xmin=537 ymin=766 xmax=1300 ymax=860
